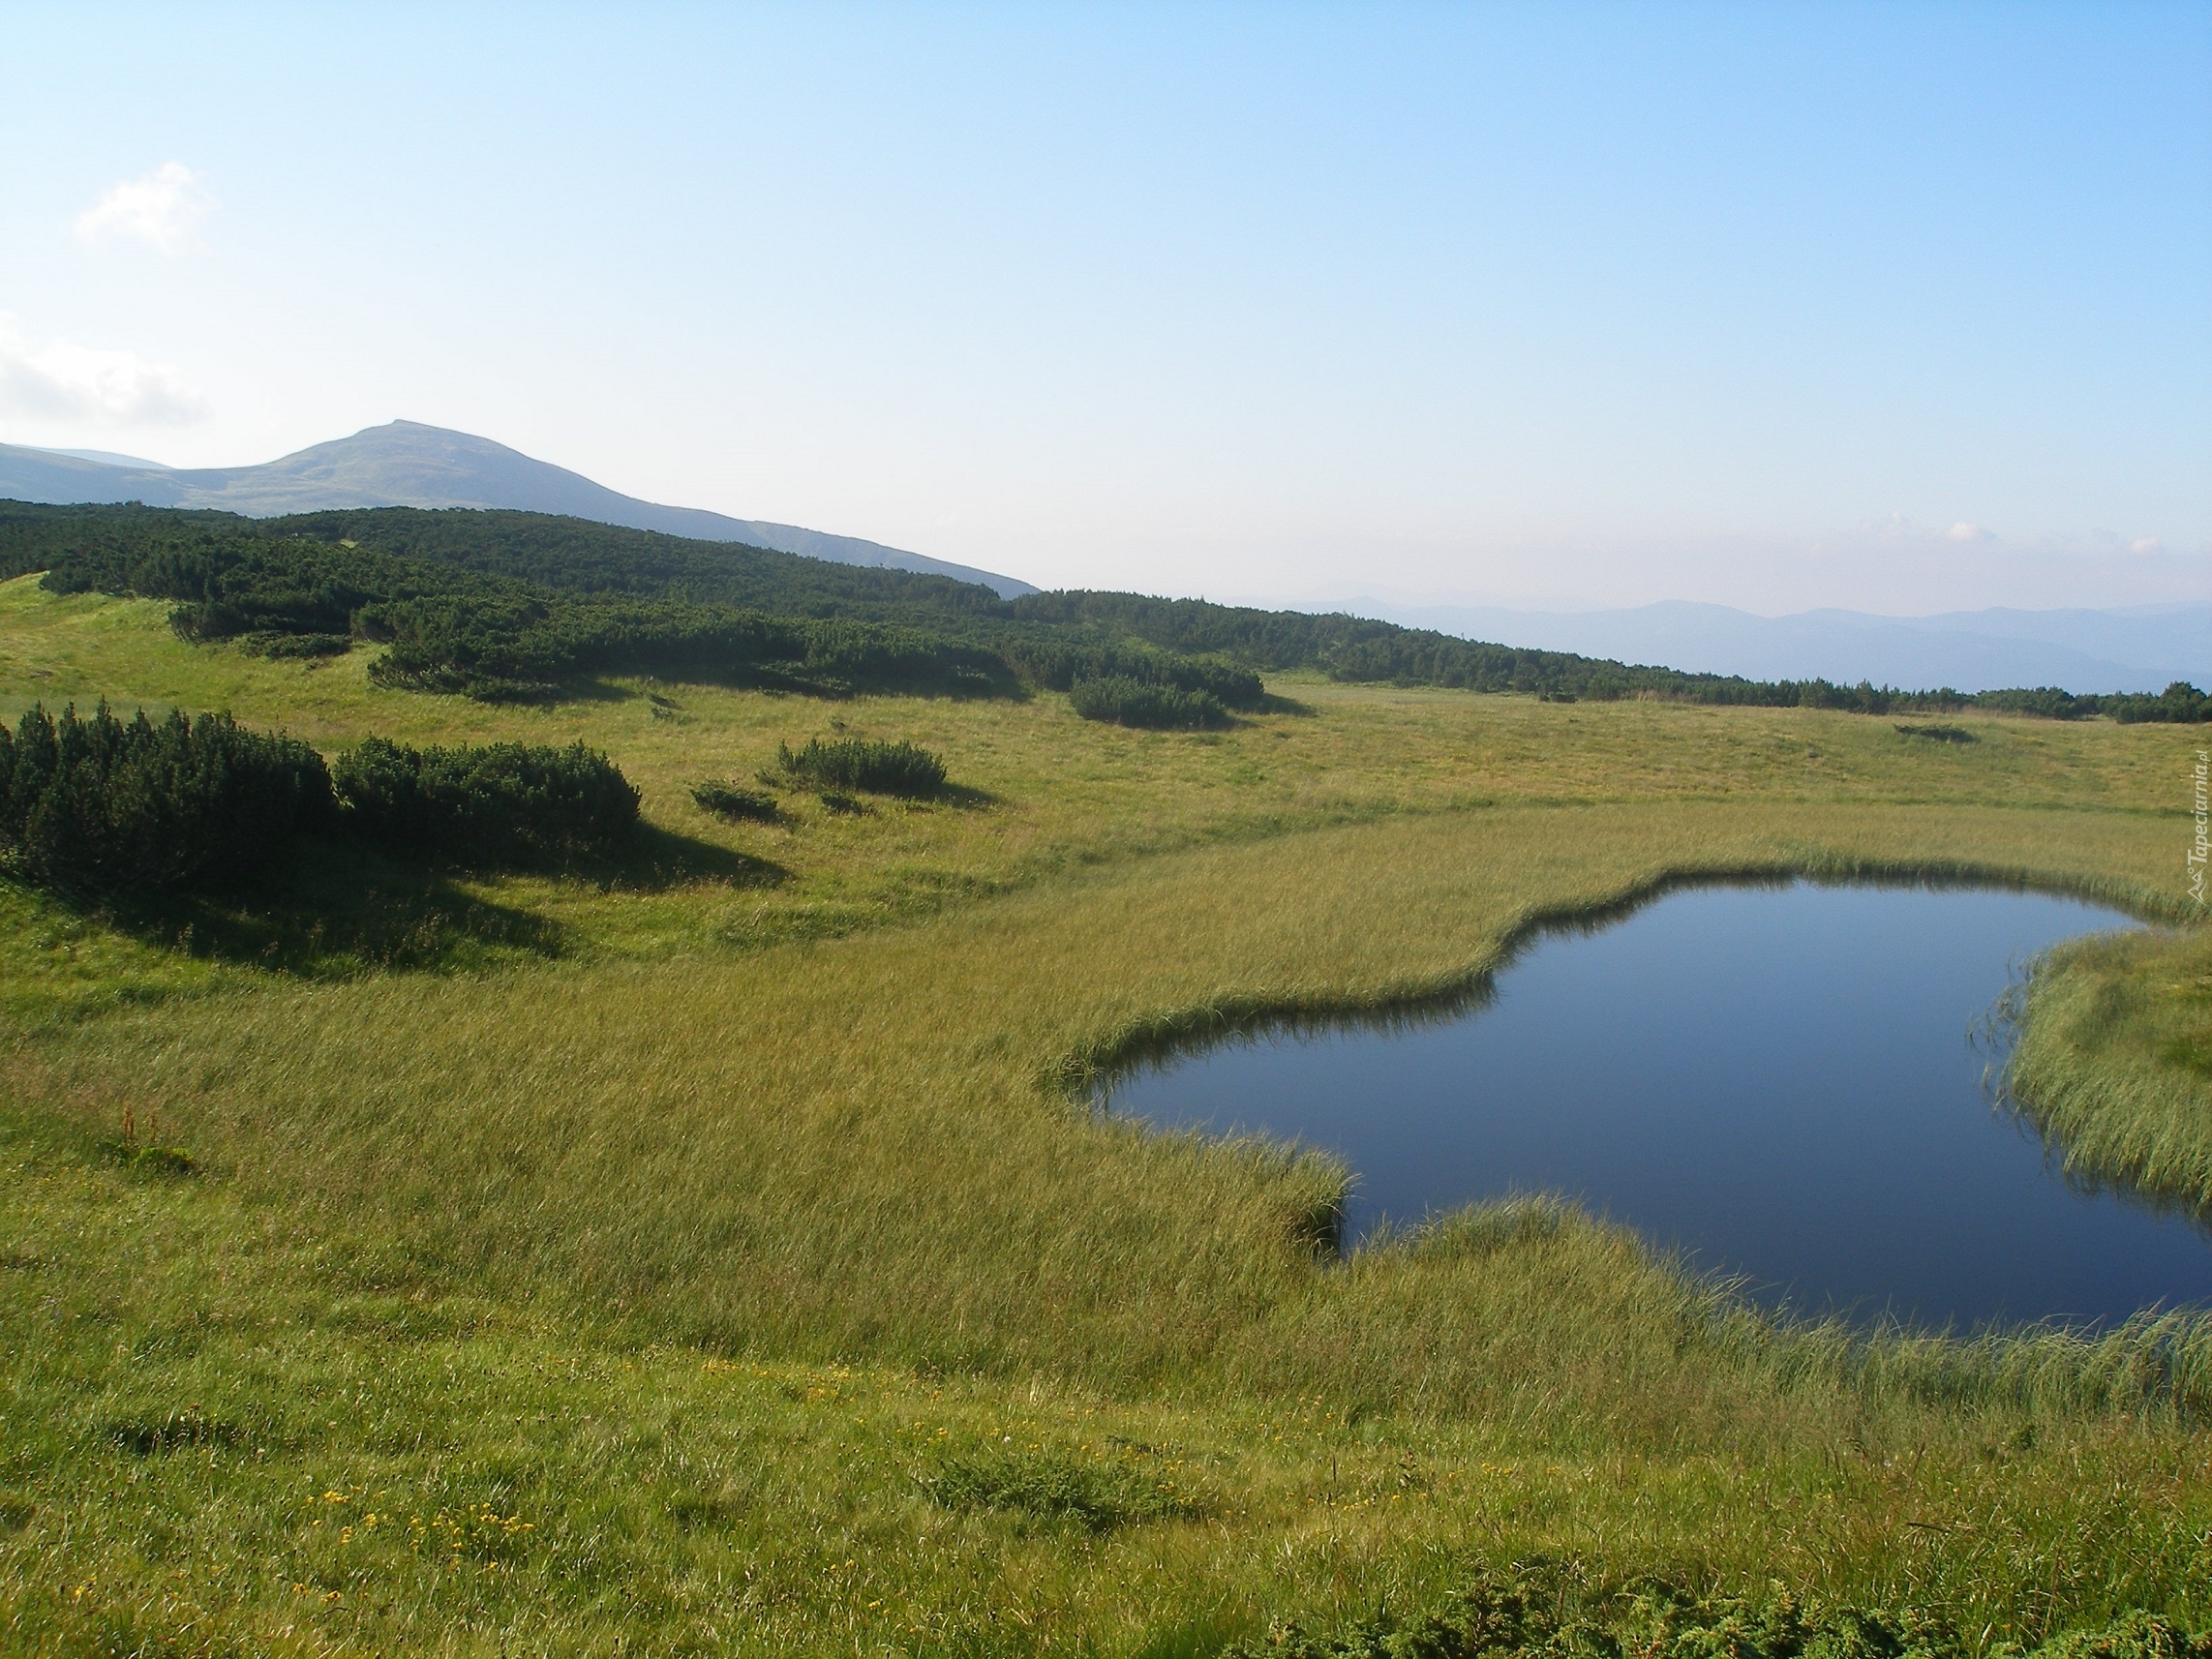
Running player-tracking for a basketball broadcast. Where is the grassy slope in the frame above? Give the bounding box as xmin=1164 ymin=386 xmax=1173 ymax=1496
xmin=2 ymin=575 xmax=2209 ymax=1655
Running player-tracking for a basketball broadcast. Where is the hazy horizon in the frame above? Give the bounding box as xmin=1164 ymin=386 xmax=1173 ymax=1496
xmin=4 ymin=4 xmax=2206 ymax=615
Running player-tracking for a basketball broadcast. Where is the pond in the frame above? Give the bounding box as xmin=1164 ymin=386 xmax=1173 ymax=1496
xmin=1108 ymin=881 xmax=2212 ymax=1330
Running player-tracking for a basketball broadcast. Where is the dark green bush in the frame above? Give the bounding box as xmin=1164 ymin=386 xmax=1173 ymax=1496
xmin=359 ymin=597 xmax=1019 ymax=702
xmin=237 ymin=630 xmax=351 ymax=660
xmin=2107 ymin=681 xmax=2212 ymax=724
xmin=1221 ymin=1567 xmax=2212 ymax=1659
xmin=333 ymin=738 xmax=640 ymax=860
xmin=0 ymin=699 xmax=643 ymax=892
xmin=691 ymin=781 xmax=781 ymax=823
xmin=1068 ymin=676 xmax=1230 ymax=730
xmin=1973 ymin=686 xmax=2096 ymax=720
xmin=1001 ymin=636 xmax=1265 ymax=709
xmin=777 ymin=738 xmax=947 ymax=798
xmin=0 ymin=702 xmax=334 ymax=892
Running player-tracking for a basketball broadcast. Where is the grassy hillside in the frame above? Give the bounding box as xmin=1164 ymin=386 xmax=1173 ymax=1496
xmin=0 ymin=500 xmax=1011 ymax=621
xmin=1 ymin=574 xmax=2209 ymax=1656
xmin=14 ymin=498 xmax=2208 ymax=721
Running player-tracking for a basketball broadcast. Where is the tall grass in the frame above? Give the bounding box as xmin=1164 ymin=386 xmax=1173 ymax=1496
xmin=15 ymin=802 xmax=2195 ymax=1403
xmin=2002 ymin=924 xmax=2212 ymax=1212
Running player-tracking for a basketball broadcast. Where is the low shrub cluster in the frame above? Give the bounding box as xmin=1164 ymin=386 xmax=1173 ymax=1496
xmin=333 ymin=738 xmax=640 ymax=860
xmin=0 ymin=703 xmax=647 ymax=895
xmin=0 ymin=702 xmax=333 ymax=891
xmin=691 ymin=780 xmax=781 ymax=823
xmin=1068 ymin=675 xmax=1231 ymax=730
xmin=1001 ymin=635 xmax=1265 ymax=710
xmin=365 ymin=596 xmax=1016 ymax=703
xmin=777 ymin=737 xmax=948 ymax=798
xmin=1978 ymin=681 xmax=2212 ymax=724
xmin=1226 ymin=1570 xmax=2211 ymax=1659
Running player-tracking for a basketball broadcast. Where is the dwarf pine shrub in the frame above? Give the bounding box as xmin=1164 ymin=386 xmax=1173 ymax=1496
xmin=1222 ymin=1566 xmax=2212 ymax=1659
xmin=778 ymin=738 xmax=947 ymax=798
xmin=1068 ymin=676 xmax=1230 ymax=730
xmin=691 ymin=780 xmax=781 ymax=823
xmin=0 ymin=702 xmax=334 ymax=891
xmin=1000 ymin=637 xmax=1266 ymax=710
xmin=334 ymin=738 xmax=640 ymax=860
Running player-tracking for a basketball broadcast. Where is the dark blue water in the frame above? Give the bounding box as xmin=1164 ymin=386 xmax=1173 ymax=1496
xmin=1111 ymin=882 xmax=2212 ymax=1330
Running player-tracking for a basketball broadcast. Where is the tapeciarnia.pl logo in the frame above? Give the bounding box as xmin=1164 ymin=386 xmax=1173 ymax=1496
xmin=2191 ymin=749 xmax=2208 ymax=906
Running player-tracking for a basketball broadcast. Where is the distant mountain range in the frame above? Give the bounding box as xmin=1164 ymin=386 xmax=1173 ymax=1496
xmin=0 ymin=421 xmax=1038 ymax=598
xmin=1347 ymin=599 xmax=2209 ymax=697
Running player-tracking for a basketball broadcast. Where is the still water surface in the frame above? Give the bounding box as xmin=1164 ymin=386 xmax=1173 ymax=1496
xmin=1111 ymin=883 xmax=2212 ymax=1329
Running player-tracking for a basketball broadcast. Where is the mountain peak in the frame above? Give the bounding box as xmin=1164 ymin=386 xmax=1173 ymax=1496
xmin=0 ymin=423 xmax=1035 ymax=597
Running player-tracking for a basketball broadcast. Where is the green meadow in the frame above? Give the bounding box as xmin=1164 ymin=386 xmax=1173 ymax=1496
xmin=2 ymin=570 xmax=2210 ymax=1656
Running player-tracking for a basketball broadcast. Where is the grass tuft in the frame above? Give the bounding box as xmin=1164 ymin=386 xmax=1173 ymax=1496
xmin=924 ymin=1445 xmax=1203 ymax=1530
xmin=94 ymin=1136 xmax=197 ymax=1178
xmin=104 ymin=1410 xmax=241 ymax=1457
xmin=2000 ymin=924 xmax=2212 ymax=1212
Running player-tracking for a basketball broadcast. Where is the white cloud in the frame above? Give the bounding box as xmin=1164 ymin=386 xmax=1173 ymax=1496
xmin=1945 ymin=521 xmax=1993 ymax=544
xmin=74 ymin=162 xmax=213 ymax=255
xmin=0 ymin=317 xmax=208 ymax=425
xmin=2130 ymin=535 xmax=2164 ymax=556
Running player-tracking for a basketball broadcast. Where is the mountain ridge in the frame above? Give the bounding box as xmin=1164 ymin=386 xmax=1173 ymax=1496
xmin=0 ymin=421 xmax=1036 ymax=599
xmin=1337 ymin=596 xmax=2209 ymax=696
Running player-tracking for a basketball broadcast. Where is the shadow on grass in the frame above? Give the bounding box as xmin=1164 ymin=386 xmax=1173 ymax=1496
xmin=79 ymin=839 xmax=569 ymax=976
xmin=21 ymin=821 xmax=784 ymax=979
xmin=924 ymin=781 xmax=1000 ymax=810
xmin=570 ymin=822 xmax=790 ymax=893
xmin=570 ymin=668 xmax=1030 ymax=707
xmin=1255 ymin=692 xmax=1317 ymax=717
xmin=817 ymin=781 xmax=1001 ymax=811
xmin=763 ymin=769 xmax=1001 ymax=812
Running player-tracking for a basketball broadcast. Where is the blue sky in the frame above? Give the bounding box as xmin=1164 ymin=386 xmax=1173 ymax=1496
xmin=3 ymin=3 xmax=2206 ymax=612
